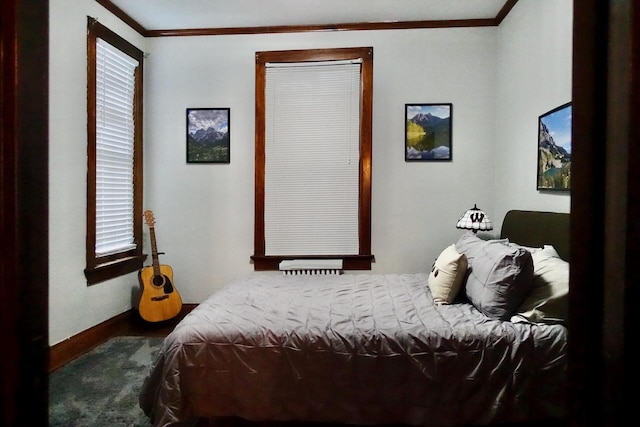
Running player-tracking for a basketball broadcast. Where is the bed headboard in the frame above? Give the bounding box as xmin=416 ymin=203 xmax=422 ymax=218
xmin=500 ymin=210 xmax=570 ymax=261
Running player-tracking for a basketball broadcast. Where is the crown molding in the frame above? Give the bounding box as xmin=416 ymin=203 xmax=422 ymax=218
xmin=96 ymin=0 xmax=518 ymax=38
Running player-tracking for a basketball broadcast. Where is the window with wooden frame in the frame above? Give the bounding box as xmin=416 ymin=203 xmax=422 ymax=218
xmin=252 ymin=47 xmax=374 ymax=271
xmin=85 ymin=18 xmax=144 ymax=284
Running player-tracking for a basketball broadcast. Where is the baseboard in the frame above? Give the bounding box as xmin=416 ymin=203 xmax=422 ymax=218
xmin=48 ymin=310 xmax=133 ymax=372
xmin=48 ymin=304 xmax=197 ymax=372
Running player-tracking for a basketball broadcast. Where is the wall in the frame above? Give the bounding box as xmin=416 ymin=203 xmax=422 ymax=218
xmin=49 ymin=0 xmax=147 ymax=344
xmin=143 ymin=29 xmax=498 ymax=304
xmin=48 ymin=0 xmax=571 ymax=345
xmin=493 ymin=0 xmax=573 ymax=226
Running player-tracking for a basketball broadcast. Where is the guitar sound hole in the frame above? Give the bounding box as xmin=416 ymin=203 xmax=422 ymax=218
xmin=152 ymin=275 xmax=165 ymax=287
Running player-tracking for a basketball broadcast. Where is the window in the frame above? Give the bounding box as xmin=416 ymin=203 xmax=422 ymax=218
xmin=85 ymin=18 xmax=144 ymax=284
xmin=252 ymin=47 xmax=373 ymax=270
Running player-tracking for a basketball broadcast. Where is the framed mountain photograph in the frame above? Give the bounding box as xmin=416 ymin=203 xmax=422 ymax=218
xmin=405 ymin=103 xmax=452 ymax=161
xmin=537 ymin=102 xmax=571 ymax=191
xmin=186 ymin=108 xmax=230 ymax=163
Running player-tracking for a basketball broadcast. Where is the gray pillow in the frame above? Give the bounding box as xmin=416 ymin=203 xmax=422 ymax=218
xmin=455 ymin=232 xmax=534 ymax=320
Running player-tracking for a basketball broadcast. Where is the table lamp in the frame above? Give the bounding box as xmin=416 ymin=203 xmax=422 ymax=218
xmin=456 ymin=204 xmax=493 ymax=233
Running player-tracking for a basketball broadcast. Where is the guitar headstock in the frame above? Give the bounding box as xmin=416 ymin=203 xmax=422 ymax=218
xmin=143 ymin=210 xmax=156 ymax=227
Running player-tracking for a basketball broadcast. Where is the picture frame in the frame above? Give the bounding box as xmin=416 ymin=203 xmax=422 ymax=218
xmin=537 ymin=102 xmax=571 ymax=191
xmin=405 ymin=103 xmax=453 ymax=161
xmin=186 ymin=108 xmax=230 ymax=163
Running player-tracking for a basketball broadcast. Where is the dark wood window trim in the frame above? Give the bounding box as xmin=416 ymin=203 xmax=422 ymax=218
xmin=251 ymin=47 xmax=374 ymax=271
xmin=85 ymin=18 xmax=145 ymax=285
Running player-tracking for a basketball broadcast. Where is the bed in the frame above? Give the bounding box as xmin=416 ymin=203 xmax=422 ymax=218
xmin=140 ymin=210 xmax=570 ymax=427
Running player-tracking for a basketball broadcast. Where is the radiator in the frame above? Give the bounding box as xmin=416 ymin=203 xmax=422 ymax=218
xmin=278 ymin=259 xmax=343 ymax=275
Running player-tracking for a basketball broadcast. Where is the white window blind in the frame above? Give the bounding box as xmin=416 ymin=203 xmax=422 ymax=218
xmin=264 ymin=60 xmax=361 ymax=255
xmin=95 ymin=38 xmax=138 ymax=255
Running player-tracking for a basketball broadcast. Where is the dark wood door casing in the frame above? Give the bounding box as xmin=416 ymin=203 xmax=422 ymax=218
xmin=1 ymin=0 xmax=50 ymax=425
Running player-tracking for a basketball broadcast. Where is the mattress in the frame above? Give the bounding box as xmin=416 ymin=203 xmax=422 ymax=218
xmin=139 ymin=273 xmax=567 ymax=427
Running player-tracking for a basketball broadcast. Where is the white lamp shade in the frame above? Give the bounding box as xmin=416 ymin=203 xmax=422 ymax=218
xmin=456 ymin=204 xmax=493 ymax=232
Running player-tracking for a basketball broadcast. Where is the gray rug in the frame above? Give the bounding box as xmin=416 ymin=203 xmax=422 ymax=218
xmin=49 ymin=336 xmax=164 ymax=426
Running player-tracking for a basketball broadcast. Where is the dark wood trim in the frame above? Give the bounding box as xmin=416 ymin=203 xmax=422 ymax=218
xmin=627 ymin=1 xmax=640 ymax=420
xmin=48 ymin=304 xmax=198 ymax=373
xmin=86 ymin=17 xmax=98 ymax=272
xmin=494 ymin=0 xmax=519 ymax=25
xmin=253 ymin=55 xmax=266 ymax=258
xmin=250 ymin=255 xmax=375 ymax=271
xmin=253 ymin=47 xmax=373 ymax=271
xmin=1 ymin=0 xmax=49 ymax=424
xmin=569 ymin=2 xmax=637 ymax=425
xmin=85 ymin=18 xmax=145 ymax=284
xmin=146 ymin=19 xmax=497 ymax=37
xmin=602 ymin=1 xmax=634 ymax=425
xmin=84 ymin=254 xmax=148 ymax=284
xmin=256 ymin=46 xmax=372 ymax=63
xmin=49 ymin=310 xmax=132 ymax=372
xmin=95 ymin=0 xmax=518 ymax=37
xmin=359 ymin=48 xmax=374 ymax=258
xmin=95 ymin=0 xmax=148 ymax=36
xmin=570 ymin=2 xmax=608 ymax=426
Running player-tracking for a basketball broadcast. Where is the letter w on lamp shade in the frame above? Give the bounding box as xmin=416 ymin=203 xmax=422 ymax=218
xmin=456 ymin=204 xmax=493 ymax=233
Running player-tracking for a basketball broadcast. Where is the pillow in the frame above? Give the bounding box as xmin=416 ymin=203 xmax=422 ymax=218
xmin=514 ymin=245 xmax=569 ymax=324
xmin=508 ymin=242 xmax=543 ymax=254
xmin=455 ymin=231 xmax=534 ymax=320
xmin=428 ymin=244 xmax=468 ymax=304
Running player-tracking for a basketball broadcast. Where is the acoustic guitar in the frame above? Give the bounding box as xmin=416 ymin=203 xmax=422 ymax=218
xmin=138 ymin=210 xmax=183 ymax=322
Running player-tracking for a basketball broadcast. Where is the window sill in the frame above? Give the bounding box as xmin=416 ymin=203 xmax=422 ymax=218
xmin=250 ymin=254 xmax=374 ymax=271
xmin=84 ymin=254 xmax=147 ymax=285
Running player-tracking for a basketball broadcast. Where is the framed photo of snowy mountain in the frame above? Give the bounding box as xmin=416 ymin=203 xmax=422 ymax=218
xmin=537 ymin=102 xmax=571 ymax=191
xmin=405 ymin=103 xmax=452 ymax=161
xmin=186 ymin=108 xmax=230 ymax=163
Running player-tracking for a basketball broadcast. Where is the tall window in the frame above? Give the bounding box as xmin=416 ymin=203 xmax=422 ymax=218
xmin=85 ymin=18 xmax=144 ymax=284
xmin=252 ymin=47 xmax=373 ymax=270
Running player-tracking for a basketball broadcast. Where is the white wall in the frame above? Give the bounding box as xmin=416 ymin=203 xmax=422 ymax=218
xmin=48 ymin=0 xmax=571 ymax=345
xmin=493 ymin=0 xmax=573 ymax=227
xmin=144 ymin=29 xmax=498 ymax=304
xmin=49 ymin=0 xmax=147 ymax=345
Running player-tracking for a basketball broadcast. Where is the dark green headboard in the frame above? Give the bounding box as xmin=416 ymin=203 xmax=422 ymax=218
xmin=500 ymin=210 xmax=570 ymax=261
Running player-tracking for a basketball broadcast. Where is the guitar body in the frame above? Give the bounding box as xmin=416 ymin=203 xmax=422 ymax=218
xmin=139 ymin=210 xmax=183 ymax=322
xmin=138 ymin=264 xmax=182 ymax=322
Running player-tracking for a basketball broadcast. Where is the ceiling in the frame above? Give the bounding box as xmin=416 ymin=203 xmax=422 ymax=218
xmin=103 ymin=0 xmax=516 ymax=35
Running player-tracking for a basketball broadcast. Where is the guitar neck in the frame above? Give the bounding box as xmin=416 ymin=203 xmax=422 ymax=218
xmin=149 ymin=226 xmax=161 ymax=276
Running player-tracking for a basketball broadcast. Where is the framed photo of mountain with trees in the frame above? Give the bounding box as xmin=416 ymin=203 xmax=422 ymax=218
xmin=186 ymin=108 xmax=230 ymax=163
xmin=405 ymin=103 xmax=452 ymax=161
xmin=537 ymin=102 xmax=571 ymax=191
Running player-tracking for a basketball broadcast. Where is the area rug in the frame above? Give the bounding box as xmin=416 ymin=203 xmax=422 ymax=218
xmin=49 ymin=336 xmax=164 ymax=427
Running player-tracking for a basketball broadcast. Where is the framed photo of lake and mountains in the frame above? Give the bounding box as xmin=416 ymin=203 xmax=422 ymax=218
xmin=405 ymin=103 xmax=452 ymax=161
xmin=187 ymin=108 xmax=230 ymax=163
xmin=537 ymin=102 xmax=571 ymax=191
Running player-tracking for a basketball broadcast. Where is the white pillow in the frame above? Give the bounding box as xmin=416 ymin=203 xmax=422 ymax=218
xmin=508 ymin=242 xmax=544 ymax=254
xmin=515 ymin=245 xmax=569 ymax=324
xmin=428 ymin=244 xmax=468 ymax=304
